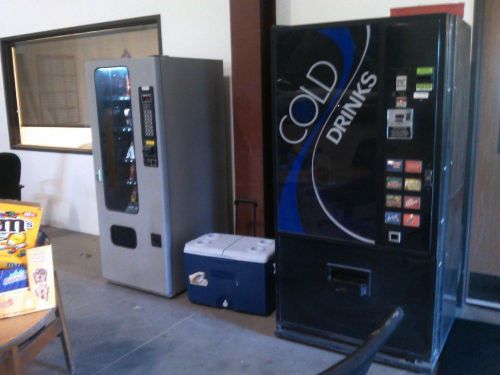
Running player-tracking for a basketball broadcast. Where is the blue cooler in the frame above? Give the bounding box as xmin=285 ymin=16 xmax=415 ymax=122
xmin=184 ymin=233 xmax=275 ymax=315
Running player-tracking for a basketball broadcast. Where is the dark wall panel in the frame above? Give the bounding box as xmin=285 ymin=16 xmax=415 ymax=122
xmin=230 ymin=0 xmax=275 ymax=236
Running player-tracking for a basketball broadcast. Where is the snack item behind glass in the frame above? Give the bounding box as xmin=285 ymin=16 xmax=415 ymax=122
xmin=0 ymin=200 xmax=42 ymax=268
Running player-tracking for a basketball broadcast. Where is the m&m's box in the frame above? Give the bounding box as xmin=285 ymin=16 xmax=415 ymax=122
xmin=0 ymin=200 xmax=42 ymax=268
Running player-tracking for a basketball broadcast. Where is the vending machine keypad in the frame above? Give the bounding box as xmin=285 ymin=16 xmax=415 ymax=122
xmin=383 ymin=153 xmax=427 ymax=248
xmin=139 ymin=86 xmax=159 ymax=167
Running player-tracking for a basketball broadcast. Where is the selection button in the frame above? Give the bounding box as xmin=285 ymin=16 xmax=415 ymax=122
xmin=386 ymin=159 xmax=403 ymax=173
xmin=405 ymin=178 xmax=422 ymax=192
xmin=404 ymin=196 xmax=421 ymax=210
xmin=405 ymin=159 xmax=423 ymax=174
xmin=386 ymin=194 xmax=402 ymax=208
xmin=403 ymin=213 xmax=420 ymax=228
xmin=386 ymin=176 xmax=403 ymax=190
xmin=385 ymin=211 xmax=401 ymax=225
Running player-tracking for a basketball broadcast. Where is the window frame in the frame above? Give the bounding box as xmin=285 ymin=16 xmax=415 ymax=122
xmin=1 ymin=15 xmax=162 ymax=154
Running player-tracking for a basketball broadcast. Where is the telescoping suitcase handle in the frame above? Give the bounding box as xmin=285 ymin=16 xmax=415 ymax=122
xmin=234 ymin=199 xmax=257 ymax=236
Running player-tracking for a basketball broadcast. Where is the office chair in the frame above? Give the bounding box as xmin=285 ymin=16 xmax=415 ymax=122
xmin=318 ymin=307 xmax=404 ymax=375
xmin=0 ymin=153 xmax=23 ymax=200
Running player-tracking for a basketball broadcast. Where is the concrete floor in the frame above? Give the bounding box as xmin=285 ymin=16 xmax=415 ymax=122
xmin=23 ymin=227 xmax=498 ymax=375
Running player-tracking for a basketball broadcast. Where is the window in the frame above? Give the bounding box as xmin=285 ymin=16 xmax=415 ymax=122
xmin=36 ymin=54 xmax=79 ymax=125
xmin=1 ymin=16 xmax=161 ymax=153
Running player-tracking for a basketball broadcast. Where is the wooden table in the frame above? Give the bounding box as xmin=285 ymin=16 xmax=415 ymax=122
xmin=0 ymin=309 xmax=61 ymax=374
xmin=0 ymin=309 xmax=56 ymax=353
xmin=0 ymin=274 xmax=73 ymax=375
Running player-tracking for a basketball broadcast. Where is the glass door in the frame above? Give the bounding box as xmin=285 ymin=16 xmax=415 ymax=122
xmin=94 ymin=67 xmax=139 ymax=214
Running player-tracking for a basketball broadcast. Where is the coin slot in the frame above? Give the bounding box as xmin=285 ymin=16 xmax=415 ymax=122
xmin=151 ymin=233 xmax=162 ymax=247
xmin=387 ymin=108 xmax=413 ymax=140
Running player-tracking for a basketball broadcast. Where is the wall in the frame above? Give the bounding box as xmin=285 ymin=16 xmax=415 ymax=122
xmin=276 ymin=0 xmax=474 ymax=25
xmin=469 ymin=0 xmax=500 ymax=277
xmin=0 ymin=0 xmax=231 ymax=234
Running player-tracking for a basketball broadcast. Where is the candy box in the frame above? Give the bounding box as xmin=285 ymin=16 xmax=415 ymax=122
xmin=0 ymin=200 xmax=42 ymax=268
xmin=0 ymin=245 xmax=55 ymax=319
xmin=0 ymin=266 xmax=28 ymax=293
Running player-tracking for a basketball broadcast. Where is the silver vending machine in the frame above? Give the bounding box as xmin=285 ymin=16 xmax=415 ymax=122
xmin=86 ymin=56 xmax=230 ymax=297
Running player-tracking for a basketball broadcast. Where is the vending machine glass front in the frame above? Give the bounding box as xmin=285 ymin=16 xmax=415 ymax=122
xmin=94 ymin=67 xmax=139 ymax=214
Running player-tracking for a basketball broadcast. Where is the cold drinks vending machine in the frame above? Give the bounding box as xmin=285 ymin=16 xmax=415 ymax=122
xmin=272 ymin=14 xmax=470 ymax=371
xmin=87 ymin=56 xmax=230 ymax=297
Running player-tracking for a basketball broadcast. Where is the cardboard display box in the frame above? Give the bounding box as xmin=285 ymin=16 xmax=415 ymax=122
xmin=0 ymin=245 xmax=55 ymax=319
xmin=0 ymin=200 xmax=42 ymax=269
xmin=0 ymin=266 xmax=28 ymax=293
xmin=0 ymin=200 xmax=54 ymax=319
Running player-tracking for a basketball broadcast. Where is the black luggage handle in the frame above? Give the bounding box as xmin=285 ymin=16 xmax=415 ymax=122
xmin=234 ymin=199 xmax=258 ymax=236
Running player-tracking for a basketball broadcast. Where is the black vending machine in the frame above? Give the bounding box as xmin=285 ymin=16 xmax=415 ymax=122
xmin=272 ymin=14 xmax=470 ymax=372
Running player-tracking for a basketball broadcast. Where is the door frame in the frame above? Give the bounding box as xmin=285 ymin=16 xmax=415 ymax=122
xmin=459 ymin=0 xmax=498 ymax=308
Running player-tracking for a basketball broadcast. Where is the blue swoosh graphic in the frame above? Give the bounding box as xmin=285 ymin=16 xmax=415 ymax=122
xmin=278 ymin=27 xmax=356 ymax=232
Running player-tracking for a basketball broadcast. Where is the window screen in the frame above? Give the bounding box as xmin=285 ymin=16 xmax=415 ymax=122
xmin=2 ymin=17 xmax=160 ymax=151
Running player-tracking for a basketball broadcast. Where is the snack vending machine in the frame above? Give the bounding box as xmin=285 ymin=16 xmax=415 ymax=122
xmin=272 ymin=14 xmax=470 ymax=371
xmin=86 ymin=56 xmax=229 ymax=297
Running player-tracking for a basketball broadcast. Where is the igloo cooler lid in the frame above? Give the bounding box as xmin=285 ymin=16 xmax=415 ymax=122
xmin=184 ymin=233 xmax=275 ymax=263
xmin=223 ymin=236 xmax=274 ymax=263
xmin=184 ymin=233 xmax=240 ymax=257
